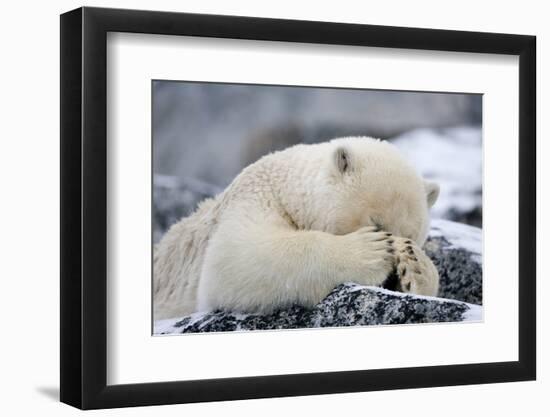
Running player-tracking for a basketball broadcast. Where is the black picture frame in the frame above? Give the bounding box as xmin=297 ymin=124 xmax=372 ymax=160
xmin=60 ymin=6 xmax=536 ymax=410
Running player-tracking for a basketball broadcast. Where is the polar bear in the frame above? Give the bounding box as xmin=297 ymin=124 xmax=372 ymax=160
xmin=153 ymin=137 xmax=440 ymax=320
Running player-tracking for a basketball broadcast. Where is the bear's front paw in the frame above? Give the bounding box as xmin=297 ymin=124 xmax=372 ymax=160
xmin=342 ymin=226 xmax=396 ymax=280
xmin=382 ymin=237 xmax=439 ymax=297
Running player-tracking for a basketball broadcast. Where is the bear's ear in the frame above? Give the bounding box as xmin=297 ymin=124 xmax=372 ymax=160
xmin=424 ymin=180 xmax=440 ymax=208
xmin=334 ymin=147 xmax=351 ymax=174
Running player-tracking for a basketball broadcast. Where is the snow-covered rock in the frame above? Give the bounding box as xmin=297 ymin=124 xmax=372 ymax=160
xmin=425 ymin=219 xmax=482 ymax=304
xmin=154 ymin=220 xmax=483 ymax=334
xmin=155 ymin=283 xmax=481 ymax=334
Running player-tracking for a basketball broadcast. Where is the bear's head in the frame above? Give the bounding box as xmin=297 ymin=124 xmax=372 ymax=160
xmin=298 ymin=137 xmax=439 ymax=246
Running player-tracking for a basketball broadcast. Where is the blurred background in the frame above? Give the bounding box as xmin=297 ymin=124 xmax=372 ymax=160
xmin=153 ymin=81 xmax=482 ymax=242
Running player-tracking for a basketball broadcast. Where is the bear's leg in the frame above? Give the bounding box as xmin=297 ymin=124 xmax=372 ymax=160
xmin=197 ymin=223 xmax=396 ymax=313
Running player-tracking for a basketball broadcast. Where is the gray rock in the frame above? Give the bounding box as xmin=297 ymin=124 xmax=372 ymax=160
xmin=153 ymin=175 xmax=221 ymax=243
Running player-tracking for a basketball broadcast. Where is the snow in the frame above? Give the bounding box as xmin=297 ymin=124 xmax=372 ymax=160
xmin=462 ymin=304 xmax=484 ymax=322
xmin=153 ymin=318 xmax=180 ymax=335
xmin=392 ymin=126 xmax=482 ymax=220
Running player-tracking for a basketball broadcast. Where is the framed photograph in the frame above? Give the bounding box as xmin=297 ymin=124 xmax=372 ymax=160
xmin=60 ymin=6 xmax=536 ymax=410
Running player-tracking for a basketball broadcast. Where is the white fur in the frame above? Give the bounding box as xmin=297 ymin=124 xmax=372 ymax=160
xmin=153 ymin=137 xmax=439 ymax=320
